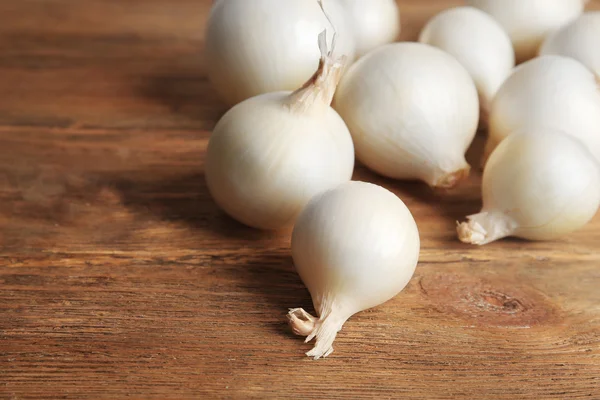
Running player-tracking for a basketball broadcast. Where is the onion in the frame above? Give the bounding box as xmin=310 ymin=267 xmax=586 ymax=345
xmin=205 ymin=0 xmax=355 ymax=106
xmin=540 ymin=12 xmax=600 ymax=79
xmin=335 ymin=0 xmax=401 ymax=58
xmin=419 ymin=6 xmax=515 ymax=120
xmin=205 ymin=33 xmax=354 ymax=230
xmin=467 ymin=0 xmax=585 ymax=63
xmin=485 ymin=55 xmax=600 ymax=163
xmin=288 ymin=181 xmax=420 ymax=359
xmin=458 ymin=128 xmax=600 ymax=245
xmin=334 ymin=42 xmax=479 ymax=189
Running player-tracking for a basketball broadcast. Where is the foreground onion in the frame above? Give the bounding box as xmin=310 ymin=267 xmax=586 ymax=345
xmin=288 ymin=181 xmax=420 ymax=359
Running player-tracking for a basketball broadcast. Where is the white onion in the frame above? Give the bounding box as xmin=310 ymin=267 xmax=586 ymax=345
xmin=419 ymin=6 xmax=515 ymax=118
xmin=334 ymin=0 xmax=401 ymax=58
xmin=334 ymin=42 xmax=479 ymax=189
xmin=288 ymin=181 xmax=420 ymax=359
xmin=467 ymin=0 xmax=585 ymax=63
xmin=458 ymin=128 xmax=600 ymax=245
xmin=540 ymin=12 xmax=600 ymax=79
xmin=205 ymin=33 xmax=354 ymax=230
xmin=205 ymin=0 xmax=355 ymax=106
xmin=486 ymin=55 xmax=600 ymax=163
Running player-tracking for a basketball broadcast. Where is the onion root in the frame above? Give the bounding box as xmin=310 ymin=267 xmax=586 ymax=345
xmin=287 ymin=308 xmax=346 ymax=360
xmin=457 ymin=211 xmax=517 ymax=245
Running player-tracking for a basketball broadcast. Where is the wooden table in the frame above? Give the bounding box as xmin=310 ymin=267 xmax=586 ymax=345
xmin=2 ymin=1 xmax=600 ymax=398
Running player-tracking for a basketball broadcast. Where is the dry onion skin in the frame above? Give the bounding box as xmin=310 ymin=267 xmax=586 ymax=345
xmin=334 ymin=42 xmax=479 ymax=189
xmin=419 ymin=6 xmax=515 ymax=120
xmin=458 ymin=129 xmax=600 ymax=245
xmin=205 ymin=32 xmax=354 ymax=230
xmin=205 ymin=0 xmax=355 ymax=106
xmin=467 ymin=0 xmax=585 ymax=63
xmin=288 ymin=181 xmax=420 ymax=359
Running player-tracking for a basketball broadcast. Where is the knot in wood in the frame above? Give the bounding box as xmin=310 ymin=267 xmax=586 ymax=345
xmin=474 ymin=290 xmax=527 ymax=314
xmin=419 ymin=272 xmax=560 ymax=328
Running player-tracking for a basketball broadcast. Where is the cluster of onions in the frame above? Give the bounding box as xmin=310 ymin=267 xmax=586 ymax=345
xmin=205 ymin=1 xmax=419 ymax=360
xmin=206 ymin=30 xmax=421 ymax=359
xmin=448 ymin=2 xmax=600 ymax=244
xmin=203 ymin=0 xmax=600 ymax=360
xmin=414 ymin=2 xmax=600 ymax=244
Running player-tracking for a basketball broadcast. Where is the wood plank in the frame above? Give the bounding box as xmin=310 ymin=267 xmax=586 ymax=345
xmin=1 ymin=1 xmax=599 ymax=399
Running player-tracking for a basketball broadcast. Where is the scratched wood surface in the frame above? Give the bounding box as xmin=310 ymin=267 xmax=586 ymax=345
xmin=1 ymin=1 xmax=600 ymax=399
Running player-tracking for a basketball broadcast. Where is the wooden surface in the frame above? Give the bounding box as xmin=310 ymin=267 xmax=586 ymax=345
xmin=1 ymin=1 xmax=600 ymax=399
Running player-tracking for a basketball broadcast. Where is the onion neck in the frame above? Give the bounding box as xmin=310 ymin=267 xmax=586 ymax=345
xmin=287 ymin=306 xmax=349 ymax=360
xmin=286 ymin=31 xmax=346 ymax=114
xmin=457 ymin=210 xmax=518 ymax=245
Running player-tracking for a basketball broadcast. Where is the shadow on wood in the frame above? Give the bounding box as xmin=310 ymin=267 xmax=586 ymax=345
xmin=135 ymin=56 xmax=227 ymax=130
xmin=104 ymin=171 xmax=274 ymax=241
xmin=352 ymin=163 xmax=482 ymax=224
xmin=235 ymin=252 xmax=313 ymax=338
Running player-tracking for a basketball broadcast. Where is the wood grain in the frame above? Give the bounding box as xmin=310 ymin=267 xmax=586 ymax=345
xmin=1 ymin=1 xmax=600 ymax=399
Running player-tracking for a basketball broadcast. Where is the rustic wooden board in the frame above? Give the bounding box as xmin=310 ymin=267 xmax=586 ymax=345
xmin=1 ymin=1 xmax=600 ymax=399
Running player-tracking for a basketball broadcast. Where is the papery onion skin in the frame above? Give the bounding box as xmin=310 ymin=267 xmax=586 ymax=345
xmin=334 ymin=42 xmax=479 ymax=189
xmin=467 ymin=0 xmax=585 ymax=63
xmin=335 ymin=0 xmax=401 ymax=59
xmin=205 ymin=0 xmax=355 ymax=106
xmin=289 ymin=181 xmax=420 ymax=359
xmin=458 ymin=129 xmax=600 ymax=245
xmin=540 ymin=12 xmax=600 ymax=79
xmin=485 ymin=55 xmax=600 ymax=163
xmin=419 ymin=6 xmax=515 ymax=118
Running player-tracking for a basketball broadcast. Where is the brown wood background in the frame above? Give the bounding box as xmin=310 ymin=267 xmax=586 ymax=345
xmin=1 ymin=1 xmax=600 ymax=399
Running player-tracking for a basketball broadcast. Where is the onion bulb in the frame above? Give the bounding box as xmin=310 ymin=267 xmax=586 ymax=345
xmin=485 ymin=55 xmax=600 ymax=163
xmin=288 ymin=181 xmax=420 ymax=359
xmin=458 ymin=129 xmax=600 ymax=245
xmin=334 ymin=42 xmax=479 ymax=189
xmin=334 ymin=0 xmax=401 ymax=58
xmin=540 ymin=12 xmax=600 ymax=79
xmin=466 ymin=0 xmax=585 ymax=63
xmin=205 ymin=0 xmax=355 ymax=106
xmin=205 ymin=32 xmax=355 ymax=230
xmin=419 ymin=6 xmax=515 ymax=119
